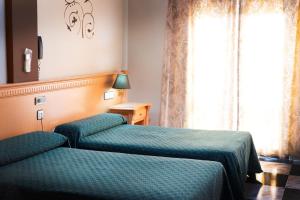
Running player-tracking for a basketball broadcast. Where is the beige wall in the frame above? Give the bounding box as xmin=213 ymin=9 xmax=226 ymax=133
xmin=127 ymin=0 xmax=167 ymax=125
xmin=38 ymin=0 xmax=124 ymax=80
xmin=122 ymin=0 xmax=128 ymax=68
xmin=0 ymin=0 xmax=6 ymax=84
xmin=1 ymin=0 xmax=168 ymax=127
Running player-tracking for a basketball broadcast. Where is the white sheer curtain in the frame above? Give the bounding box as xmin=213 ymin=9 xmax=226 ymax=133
xmin=183 ymin=0 xmax=299 ymax=157
xmin=238 ymin=0 xmax=299 ymax=156
xmin=186 ymin=0 xmax=239 ymax=131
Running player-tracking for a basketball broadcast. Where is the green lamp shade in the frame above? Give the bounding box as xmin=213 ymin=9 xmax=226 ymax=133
xmin=112 ymin=74 xmax=131 ymax=89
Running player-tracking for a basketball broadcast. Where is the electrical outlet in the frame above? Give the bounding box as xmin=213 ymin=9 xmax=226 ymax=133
xmin=37 ymin=110 xmax=44 ymax=120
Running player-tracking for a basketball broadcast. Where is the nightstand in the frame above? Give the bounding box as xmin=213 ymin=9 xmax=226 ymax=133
xmin=109 ymin=103 xmax=151 ymax=125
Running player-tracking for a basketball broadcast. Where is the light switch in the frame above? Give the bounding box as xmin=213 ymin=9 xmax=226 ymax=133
xmin=35 ymin=96 xmax=47 ymax=105
xmin=104 ymin=91 xmax=115 ymax=100
xmin=109 ymin=91 xmax=115 ymax=99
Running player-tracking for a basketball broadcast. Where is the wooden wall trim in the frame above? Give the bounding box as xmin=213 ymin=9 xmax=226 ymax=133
xmin=0 ymin=73 xmax=113 ymax=98
xmin=0 ymin=71 xmax=125 ymax=140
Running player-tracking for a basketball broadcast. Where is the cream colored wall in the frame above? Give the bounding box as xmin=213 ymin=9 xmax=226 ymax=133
xmin=122 ymin=0 xmax=128 ymax=68
xmin=127 ymin=0 xmax=167 ymax=125
xmin=1 ymin=0 xmax=168 ymax=128
xmin=38 ymin=0 xmax=124 ymax=80
xmin=0 ymin=0 xmax=6 ymax=84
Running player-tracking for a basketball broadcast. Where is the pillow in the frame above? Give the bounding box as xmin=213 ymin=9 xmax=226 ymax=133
xmin=55 ymin=113 xmax=127 ymax=147
xmin=0 ymin=132 xmax=68 ymax=166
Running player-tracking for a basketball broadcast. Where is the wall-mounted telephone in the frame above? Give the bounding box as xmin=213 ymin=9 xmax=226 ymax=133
xmin=38 ymin=36 xmax=43 ymax=60
xmin=24 ymin=48 xmax=32 ymax=73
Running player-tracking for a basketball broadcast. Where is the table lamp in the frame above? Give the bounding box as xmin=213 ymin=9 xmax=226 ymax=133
xmin=112 ymin=74 xmax=131 ymax=89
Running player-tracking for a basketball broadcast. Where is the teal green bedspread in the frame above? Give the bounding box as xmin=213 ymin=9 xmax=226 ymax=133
xmin=0 ymin=147 xmax=233 ymax=200
xmin=75 ymin=125 xmax=262 ymax=200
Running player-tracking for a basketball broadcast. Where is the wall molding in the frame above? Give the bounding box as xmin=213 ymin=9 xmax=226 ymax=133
xmin=0 ymin=72 xmax=116 ymax=98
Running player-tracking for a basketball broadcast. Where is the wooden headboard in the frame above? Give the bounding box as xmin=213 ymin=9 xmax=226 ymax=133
xmin=0 ymin=72 xmax=125 ymax=140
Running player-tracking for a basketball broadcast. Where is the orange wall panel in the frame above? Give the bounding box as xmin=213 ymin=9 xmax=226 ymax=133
xmin=0 ymin=72 xmax=124 ymax=140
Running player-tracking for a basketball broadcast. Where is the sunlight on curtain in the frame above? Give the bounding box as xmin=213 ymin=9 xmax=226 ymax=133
xmin=186 ymin=0 xmax=239 ymax=130
xmin=239 ymin=12 xmax=288 ymax=156
xmin=185 ymin=0 xmax=299 ymax=156
xmin=289 ymin=4 xmax=300 ymax=157
xmin=238 ymin=1 xmax=299 ymax=156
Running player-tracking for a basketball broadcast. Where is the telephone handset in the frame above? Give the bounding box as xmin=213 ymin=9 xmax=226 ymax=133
xmin=24 ymin=48 xmax=32 ymax=73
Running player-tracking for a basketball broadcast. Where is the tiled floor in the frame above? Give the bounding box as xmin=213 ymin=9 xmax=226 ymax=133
xmin=245 ymin=160 xmax=300 ymax=200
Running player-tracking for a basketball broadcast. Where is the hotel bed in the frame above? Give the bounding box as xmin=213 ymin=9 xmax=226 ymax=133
xmin=0 ymin=132 xmax=233 ymax=200
xmin=55 ymin=114 xmax=263 ymax=200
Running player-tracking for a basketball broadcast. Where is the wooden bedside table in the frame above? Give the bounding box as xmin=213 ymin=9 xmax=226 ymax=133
xmin=109 ymin=103 xmax=151 ymax=125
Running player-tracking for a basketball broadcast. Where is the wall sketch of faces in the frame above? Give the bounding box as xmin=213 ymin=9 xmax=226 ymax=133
xmin=64 ymin=0 xmax=95 ymax=39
